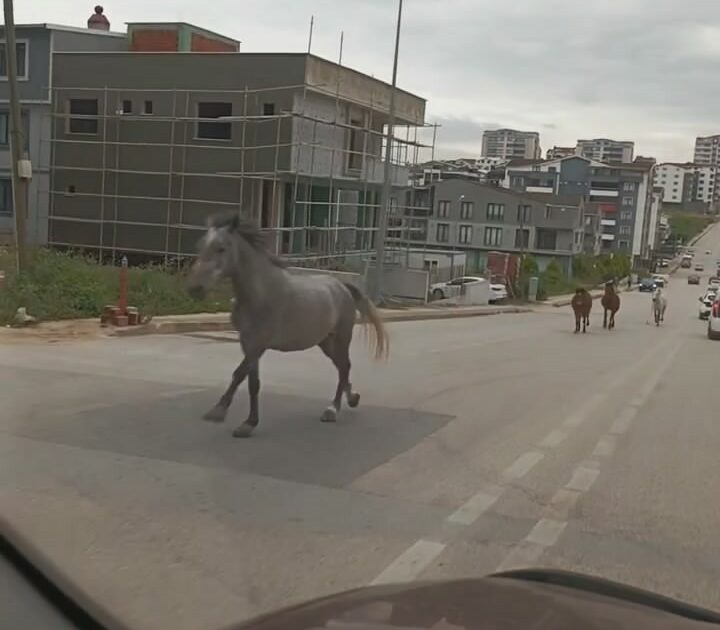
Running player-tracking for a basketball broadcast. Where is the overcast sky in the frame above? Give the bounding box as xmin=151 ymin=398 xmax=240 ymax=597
xmin=17 ymin=1 xmax=720 ymax=162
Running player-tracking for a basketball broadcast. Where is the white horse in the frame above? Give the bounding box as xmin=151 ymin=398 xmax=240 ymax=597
xmin=649 ymin=287 xmax=667 ymax=326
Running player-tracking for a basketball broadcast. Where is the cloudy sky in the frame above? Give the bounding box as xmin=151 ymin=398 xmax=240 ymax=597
xmin=17 ymin=0 xmax=720 ymax=161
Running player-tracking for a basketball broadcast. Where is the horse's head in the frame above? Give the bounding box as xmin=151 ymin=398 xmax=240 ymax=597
xmin=188 ymin=213 xmax=282 ymax=300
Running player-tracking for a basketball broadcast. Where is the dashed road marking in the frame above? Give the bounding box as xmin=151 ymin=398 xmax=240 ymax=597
xmin=565 ymin=466 xmax=600 ymax=492
xmin=447 ymin=484 xmax=503 ymax=525
xmin=538 ymin=429 xmax=568 ymax=448
xmin=496 ymin=519 xmax=567 ymax=572
xmin=502 ymin=451 xmax=544 ymax=481
xmin=592 ymin=434 xmax=617 ymax=458
xmin=370 ymin=539 xmax=446 ymax=585
xmin=609 ymin=407 xmax=637 ymax=435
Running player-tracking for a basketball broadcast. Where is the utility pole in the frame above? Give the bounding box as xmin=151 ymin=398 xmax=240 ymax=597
xmin=372 ymin=0 xmax=403 ymax=303
xmin=3 ymin=0 xmax=30 ymax=272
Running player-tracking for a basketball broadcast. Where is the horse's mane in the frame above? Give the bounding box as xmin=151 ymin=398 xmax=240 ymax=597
xmin=210 ymin=212 xmax=287 ymax=268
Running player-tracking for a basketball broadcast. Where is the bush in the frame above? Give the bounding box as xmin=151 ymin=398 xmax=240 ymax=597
xmin=0 ymin=247 xmax=232 ymax=325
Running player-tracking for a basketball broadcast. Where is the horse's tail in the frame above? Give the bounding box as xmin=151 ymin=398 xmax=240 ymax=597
xmin=344 ymin=283 xmax=389 ymax=360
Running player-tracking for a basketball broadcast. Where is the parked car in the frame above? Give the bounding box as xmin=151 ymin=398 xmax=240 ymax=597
xmin=657 ymin=259 xmax=670 ymax=268
xmin=489 ymin=283 xmax=508 ymax=303
xmin=429 ymin=276 xmax=485 ymax=301
xmin=688 ymin=274 xmax=701 ymax=285
xmin=708 ymin=297 xmax=720 ymax=339
xmin=652 ymin=274 xmax=669 ymax=287
xmin=638 ymin=278 xmax=657 ymax=292
xmin=699 ymin=292 xmax=715 ymax=320
xmin=695 ymin=263 xmax=705 ymax=271
xmin=709 ymin=277 xmax=720 ymax=287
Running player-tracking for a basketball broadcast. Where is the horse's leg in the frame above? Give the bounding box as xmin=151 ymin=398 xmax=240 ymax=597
xmin=582 ymin=312 xmax=587 ymax=333
xmin=603 ymin=308 xmax=608 ymax=329
xmin=318 ymin=335 xmax=355 ymax=422
xmin=203 ymin=346 xmax=264 ymax=424
xmin=574 ymin=312 xmax=580 ymax=333
xmin=232 ymin=360 xmax=260 ymax=438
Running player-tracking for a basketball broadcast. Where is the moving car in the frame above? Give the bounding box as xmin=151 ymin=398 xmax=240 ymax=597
xmin=695 ymin=263 xmax=705 ymax=271
xmin=688 ymin=274 xmax=701 ymax=285
xmin=429 ymin=276 xmax=485 ymax=301
xmin=706 ymin=249 xmax=712 ymax=255
xmin=699 ymin=293 xmax=714 ymax=320
xmin=657 ymin=259 xmax=669 ymax=268
xmin=680 ymin=255 xmax=692 ymax=268
xmin=638 ymin=277 xmax=656 ymax=292
xmin=709 ymin=277 xmax=720 ymax=287
xmin=708 ymin=296 xmax=720 ymax=339
xmin=652 ymin=274 xmax=669 ymax=287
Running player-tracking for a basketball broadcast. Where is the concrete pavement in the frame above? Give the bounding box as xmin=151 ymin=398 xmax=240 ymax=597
xmin=3 ymin=224 xmax=720 ymax=629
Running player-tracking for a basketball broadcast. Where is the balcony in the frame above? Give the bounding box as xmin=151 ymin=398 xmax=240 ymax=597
xmin=600 ymin=219 xmax=616 ymax=226
xmin=526 ymin=185 xmax=554 ymax=193
xmin=601 ymin=233 xmax=615 ymax=241
xmin=590 ymin=189 xmax=619 ymax=197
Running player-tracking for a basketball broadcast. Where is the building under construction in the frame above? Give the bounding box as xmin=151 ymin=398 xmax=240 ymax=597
xmin=48 ymin=50 xmax=430 ymax=269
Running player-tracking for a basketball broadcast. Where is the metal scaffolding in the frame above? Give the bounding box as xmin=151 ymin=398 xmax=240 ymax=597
xmin=45 ymin=82 xmax=437 ymax=272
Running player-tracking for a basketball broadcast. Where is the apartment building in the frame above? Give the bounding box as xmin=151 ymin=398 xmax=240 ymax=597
xmin=388 ymin=179 xmax=584 ymax=275
xmin=694 ymin=134 xmax=720 ymax=167
xmin=503 ymin=155 xmax=655 ymax=261
xmin=410 ymin=157 xmax=506 ymax=187
xmin=481 ymin=128 xmax=541 ymax=160
xmin=576 ymin=138 xmax=634 ymax=164
xmin=653 ymin=162 xmax=715 ymax=210
xmin=546 ymin=146 xmax=575 ymax=160
xmin=0 ymin=18 xmax=126 ymax=244
xmin=49 ymin=49 xmax=426 ymax=261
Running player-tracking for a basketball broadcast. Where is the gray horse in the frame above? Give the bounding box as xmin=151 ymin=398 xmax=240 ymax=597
xmin=187 ymin=213 xmax=389 ymax=438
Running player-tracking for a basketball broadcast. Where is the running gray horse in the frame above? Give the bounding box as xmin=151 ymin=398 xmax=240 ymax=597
xmin=187 ymin=213 xmax=389 ymax=438
xmin=650 ymin=286 xmax=667 ymax=326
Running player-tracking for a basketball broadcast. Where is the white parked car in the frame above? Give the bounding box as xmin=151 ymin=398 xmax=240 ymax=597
xmin=489 ymin=283 xmax=509 ymax=303
xmin=429 ymin=276 xmax=485 ymax=301
xmin=708 ymin=297 xmax=720 ymax=339
xmin=652 ymin=274 xmax=669 ymax=288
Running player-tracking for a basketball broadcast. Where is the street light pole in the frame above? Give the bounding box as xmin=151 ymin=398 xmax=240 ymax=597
xmin=3 ymin=0 xmax=29 ymax=273
xmin=371 ymin=0 xmax=403 ymax=304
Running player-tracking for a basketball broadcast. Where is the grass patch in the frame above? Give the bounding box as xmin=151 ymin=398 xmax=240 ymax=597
xmin=668 ymin=213 xmax=714 ymax=245
xmin=0 ymin=247 xmax=232 ymax=325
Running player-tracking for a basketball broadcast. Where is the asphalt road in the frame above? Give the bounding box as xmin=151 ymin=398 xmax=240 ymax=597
xmin=3 ymin=226 xmax=720 ymax=629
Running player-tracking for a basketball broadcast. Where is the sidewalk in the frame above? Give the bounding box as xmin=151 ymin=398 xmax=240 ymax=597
xmin=111 ymin=304 xmax=533 ymax=337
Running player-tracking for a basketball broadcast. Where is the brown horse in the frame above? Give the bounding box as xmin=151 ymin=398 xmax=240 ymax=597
xmin=571 ymin=288 xmax=592 ymax=333
xmin=601 ymin=281 xmax=620 ymax=330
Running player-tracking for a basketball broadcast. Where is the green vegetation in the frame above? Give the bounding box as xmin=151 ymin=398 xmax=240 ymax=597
xmin=0 ymin=248 xmax=232 ymax=325
xmin=667 ymin=213 xmax=714 ymax=245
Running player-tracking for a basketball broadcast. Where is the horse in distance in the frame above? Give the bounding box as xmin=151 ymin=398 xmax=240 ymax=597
xmin=601 ymin=281 xmax=620 ymax=330
xmin=571 ymin=288 xmax=593 ymax=333
xmin=187 ymin=213 xmax=389 ymax=438
xmin=650 ymin=286 xmax=667 ymax=326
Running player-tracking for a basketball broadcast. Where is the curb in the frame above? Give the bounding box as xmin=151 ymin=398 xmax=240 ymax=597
xmin=111 ymin=306 xmax=533 ymax=337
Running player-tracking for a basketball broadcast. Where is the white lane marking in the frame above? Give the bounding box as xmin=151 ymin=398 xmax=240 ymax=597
xmin=370 ymin=539 xmax=446 ymax=585
xmin=538 ymin=429 xmax=568 ymax=448
xmin=609 ymin=407 xmax=636 ymax=435
xmin=592 ymin=435 xmax=617 ymax=458
xmin=496 ymin=519 xmax=567 ymax=572
xmin=447 ymin=484 xmax=503 ymax=525
xmin=158 ymin=387 xmax=207 ymax=399
xmin=52 ymin=402 xmax=112 ymax=416
xmin=545 ymin=488 xmax=581 ymax=520
xmin=565 ymin=466 xmax=600 ymax=493
xmin=502 ymin=451 xmax=544 ymax=481
xmin=561 ymin=391 xmax=607 ymax=429
xmin=525 ymin=518 xmax=567 ymax=547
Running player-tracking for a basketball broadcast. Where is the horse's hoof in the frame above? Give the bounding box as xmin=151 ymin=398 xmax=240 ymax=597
xmin=347 ymin=392 xmax=360 ymax=408
xmin=232 ymin=423 xmax=255 ymax=438
xmin=203 ymin=405 xmax=227 ymax=423
xmin=321 ymin=407 xmax=337 ymax=423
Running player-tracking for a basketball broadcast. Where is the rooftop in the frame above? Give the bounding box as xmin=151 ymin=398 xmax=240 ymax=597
xmin=4 ymin=22 xmax=125 ymax=37
xmin=126 ymin=21 xmax=241 ymax=45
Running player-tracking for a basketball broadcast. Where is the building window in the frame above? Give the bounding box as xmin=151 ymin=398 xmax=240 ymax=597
xmin=623 ymin=182 xmax=635 ymax=191
xmin=622 ymin=196 xmax=634 ymax=206
xmin=460 ymin=200 xmax=473 ymax=219
xmin=437 ymin=200 xmax=450 ymax=217
xmin=621 ymin=211 xmax=632 ymax=221
xmin=584 ymin=215 xmax=594 ymax=226
xmin=0 ymin=178 xmax=11 ymax=215
xmin=510 ymin=175 xmax=524 ymax=188
xmin=536 ymin=228 xmax=557 ymax=250
xmin=515 ymin=228 xmax=529 ymax=248
xmin=619 ymin=225 xmax=631 ymax=235
xmin=0 ymin=41 xmax=28 ymax=79
xmin=121 ymin=100 xmax=132 ymax=114
xmin=486 ymin=203 xmax=504 ymax=221
xmin=618 ymin=240 xmax=629 ymax=249
xmin=0 ymin=110 xmax=29 ymax=148
xmin=263 ymin=103 xmax=275 ymax=116
xmin=517 ymin=204 xmax=531 ymax=223
xmin=483 ymin=226 xmax=502 ymax=246
xmin=436 ymin=223 xmax=449 ymax=242
xmin=197 ymin=101 xmax=233 ymax=140
xmin=68 ymin=99 xmax=99 ymax=135
xmin=459 ymin=225 xmax=473 ymax=244
xmin=143 ymin=100 xmax=153 ymax=115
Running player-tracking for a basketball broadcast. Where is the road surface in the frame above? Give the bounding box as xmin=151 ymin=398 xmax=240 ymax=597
xmin=3 ymin=226 xmax=720 ymax=629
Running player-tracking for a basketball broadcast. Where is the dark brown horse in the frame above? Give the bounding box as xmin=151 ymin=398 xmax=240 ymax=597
xmin=601 ymin=281 xmax=620 ymax=330
xmin=571 ymin=288 xmax=592 ymax=333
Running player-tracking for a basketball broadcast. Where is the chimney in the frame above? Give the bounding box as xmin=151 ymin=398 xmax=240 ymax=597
xmin=88 ymin=5 xmax=110 ymax=30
